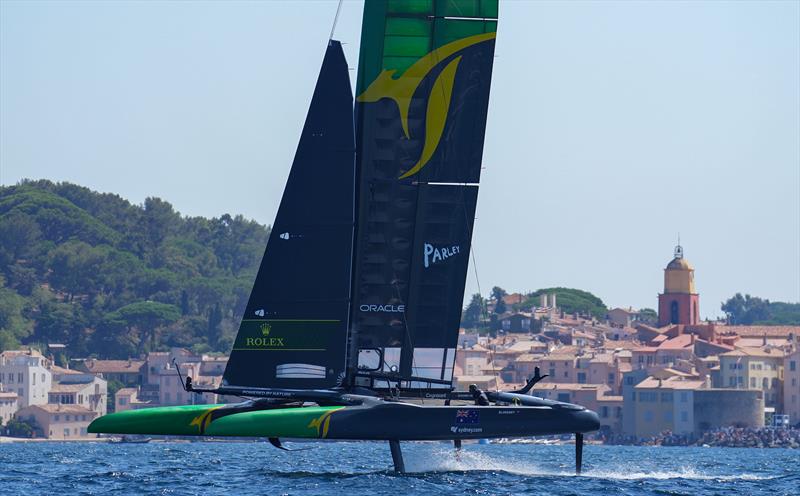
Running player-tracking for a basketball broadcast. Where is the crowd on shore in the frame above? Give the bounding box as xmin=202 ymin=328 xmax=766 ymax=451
xmin=592 ymin=427 xmax=800 ymax=448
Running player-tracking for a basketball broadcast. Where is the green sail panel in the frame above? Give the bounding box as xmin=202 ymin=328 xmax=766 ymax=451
xmin=349 ymin=1 xmax=498 ymax=391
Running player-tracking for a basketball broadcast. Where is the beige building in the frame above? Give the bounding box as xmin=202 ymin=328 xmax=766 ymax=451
xmin=452 ymin=374 xmax=498 ymax=392
xmin=77 ymin=359 xmax=144 ymax=387
xmin=633 ymin=376 xmax=764 ymax=438
xmin=0 ymin=391 xmax=19 ymax=426
xmin=48 ymin=375 xmax=108 ymax=417
xmin=784 ymin=346 xmax=800 ymax=424
xmin=718 ymin=348 xmax=784 ymax=408
xmin=15 ymin=404 xmax=98 ymax=439
xmin=0 ymin=350 xmax=52 ymax=408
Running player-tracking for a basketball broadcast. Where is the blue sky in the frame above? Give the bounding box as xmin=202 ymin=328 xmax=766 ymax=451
xmin=1 ymin=0 xmax=798 ymax=316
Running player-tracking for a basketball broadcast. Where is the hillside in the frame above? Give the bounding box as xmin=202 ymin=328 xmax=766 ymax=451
xmin=0 ymin=180 xmax=269 ymax=360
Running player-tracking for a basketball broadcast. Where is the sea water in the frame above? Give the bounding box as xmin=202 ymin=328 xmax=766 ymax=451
xmin=0 ymin=441 xmax=797 ymax=495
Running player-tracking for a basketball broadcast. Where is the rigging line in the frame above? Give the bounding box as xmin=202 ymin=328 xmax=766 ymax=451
xmin=459 ymin=192 xmax=499 ymax=392
xmin=391 ymin=280 xmax=425 ymax=404
xmin=328 ymin=0 xmax=344 ymax=41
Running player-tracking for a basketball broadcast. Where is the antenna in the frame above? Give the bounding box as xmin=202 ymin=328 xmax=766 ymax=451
xmin=329 ymin=0 xmax=344 ymax=41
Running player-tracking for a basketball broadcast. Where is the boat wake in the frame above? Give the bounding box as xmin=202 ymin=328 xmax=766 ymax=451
xmin=403 ymin=448 xmax=774 ymax=481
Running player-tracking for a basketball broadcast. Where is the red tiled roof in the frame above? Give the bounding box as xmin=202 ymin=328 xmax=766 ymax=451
xmin=82 ymin=359 xmax=144 ymax=374
xmin=718 ymin=326 xmax=800 ymax=338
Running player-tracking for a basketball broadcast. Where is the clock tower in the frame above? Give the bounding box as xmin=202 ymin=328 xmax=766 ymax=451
xmin=657 ymin=245 xmax=700 ymax=326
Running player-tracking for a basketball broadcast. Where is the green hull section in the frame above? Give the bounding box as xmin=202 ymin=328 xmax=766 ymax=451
xmin=88 ymin=404 xmax=344 ymax=438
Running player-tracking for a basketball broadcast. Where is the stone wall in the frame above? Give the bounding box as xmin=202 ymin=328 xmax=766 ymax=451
xmin=693 ymin=389 xmax=763 ymax=434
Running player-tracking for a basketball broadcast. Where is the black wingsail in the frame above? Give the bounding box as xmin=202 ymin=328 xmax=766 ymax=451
xmin=222 ymin=41 xmax=355 ymax=390
xmin=348 ymin=1 xmax=498 ymax=395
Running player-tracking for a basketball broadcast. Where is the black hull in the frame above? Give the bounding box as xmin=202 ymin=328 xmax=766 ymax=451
xmin=325 ymin=402 xmax=600 ymax=441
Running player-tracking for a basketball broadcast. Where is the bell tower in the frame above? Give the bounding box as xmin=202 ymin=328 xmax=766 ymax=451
xmin=657 ymin=244 xmax=700 ymax=326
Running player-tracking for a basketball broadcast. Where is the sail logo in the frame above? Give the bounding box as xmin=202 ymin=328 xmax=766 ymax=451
xmin=357 ymin=32 xmax=496 ymax=179
xmin=424 ymin=243 xmax=460 ymax=268
xmin=245 ymin=324 xmax=284 ymax=348
xmin=254 ymin=309 xmax=265 ymax=317
xmin=359 ymin=304 xmax=405 ymax=313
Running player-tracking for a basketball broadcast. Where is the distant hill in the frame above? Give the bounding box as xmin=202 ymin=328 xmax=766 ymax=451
xmin=721 ymin=293 xmax=800 ymax=325
xmin=522 ymin=287 xmax=608 ymax=320
xmin=0 ymin=179 xmax=269 ymax=360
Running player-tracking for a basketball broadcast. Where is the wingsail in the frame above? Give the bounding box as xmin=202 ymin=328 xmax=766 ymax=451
xmin=348 ymin=0 xmax=499 ymax=394
xmin=222 ymin=41 xmax=355 ymax=390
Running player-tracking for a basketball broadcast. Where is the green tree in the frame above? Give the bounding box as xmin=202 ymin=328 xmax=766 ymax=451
xmin=639 ymin=308 xmax=658 ymax=325
xmin=6 ymin=417 xmax=35 ymax=438
xmin=462 ymin=293 xmax=486 ymax=328
xmin=106 ymin=379 xmax=125 ymax=414
xmin=722 ymin=293 xmax=770 ymax=325
xmin=107 ymin=301 xmax=180 ymax=354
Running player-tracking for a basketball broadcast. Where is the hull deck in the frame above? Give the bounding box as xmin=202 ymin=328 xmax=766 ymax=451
xmin=88 ymin=401 xmax=600 ymax=441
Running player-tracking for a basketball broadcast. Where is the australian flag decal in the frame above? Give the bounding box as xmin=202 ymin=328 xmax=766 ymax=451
xmin=455 ymin=409 xmax=480 ymax=424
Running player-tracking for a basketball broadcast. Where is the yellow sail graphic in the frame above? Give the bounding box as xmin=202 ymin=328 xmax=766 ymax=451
xmin=357 ymin=31 xmax=496 ymax=179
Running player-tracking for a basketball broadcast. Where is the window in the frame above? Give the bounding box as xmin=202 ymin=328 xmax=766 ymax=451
xmin=32 ymin=374 xmax=36 ymax=385
xmin=63 ymin=428 xmax=70 ymax=437
xmin=728 ymin=377 xmax=735 ymax=386
xmin=65 ymin=415 xmax=70 ymax=421
xmin=751 ymin=378 xmax=757 ymax=388
xmin=791 ymin=361 xmax=797 ymax=372
xmin=119 ymin=397 xmax=127 ymax=406
xmin=601 ymin=406 xmax=609 ymax=418
xmin=577 ymin=373 xmax=586 ymax=384
xmin=680 ymin=392 xmax=688 ymax=403
xmin=41 ymin=373 xmax=45 ymax=382
xmin=17 ymin=373 xmax=23 ymax=382
xmin=54 ymin=415 xmax=60 ymax=421
xmin=563 ymin=371 xmax=568 ymax=378
xmin=557 ymin=393 xmax=570 ymax=403
xmin=762 ymin=378 xmax=769 ymax=389
xmin=549 ymin=368 xmax=555 ymax=378
xmin=660 ymin=392 xmax=673 ymax=402
xmin=729 ymin=363 xmax=736 ymax=370
xmin=772 ymin=378 xmax=779 ymax=388
xmin=670 ymin=301 xmax=679 ymax=325
xmin=737 ymin=376 xmax=744 ymax=386
xmin=608 ymin=373 xmax=615 ymax=384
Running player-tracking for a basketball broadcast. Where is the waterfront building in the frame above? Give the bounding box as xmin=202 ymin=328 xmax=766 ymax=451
xmin=783 ymin=343 xmax=800 ymax=425
xmin=15 ymin=404 xmax=98 ymax=439
xmin=0 ymin=349 xmax=52 ymax=408
xmin=114 ymin=387 xmax=151 ymax=412
xmin=0 ymin=391 xmax=18 ymax=426
xmin=632 ymin=375 xmax=764 ymax=438
xmin=48 ymin=373 xmax=108 ymax=417
xmin=718 ymin=347 xmax=784 ymax=408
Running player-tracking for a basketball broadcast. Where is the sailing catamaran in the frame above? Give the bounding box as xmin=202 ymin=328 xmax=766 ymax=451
xmin=89 ymin=1 xmax=600 ymax=473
